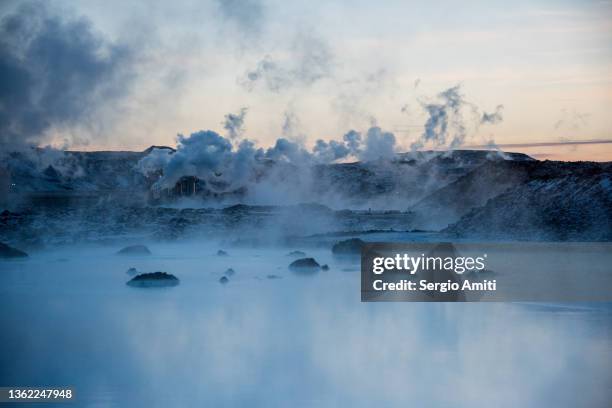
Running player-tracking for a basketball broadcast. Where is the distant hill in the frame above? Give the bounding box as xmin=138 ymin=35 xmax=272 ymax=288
xmin=444 ymin=161 xmax=612 ymax=241
xmin=3 ymin=147 xmax=611 ymax=241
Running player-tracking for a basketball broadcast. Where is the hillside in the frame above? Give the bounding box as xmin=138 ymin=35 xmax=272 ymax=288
xmin=444 ymin=161 xmax=612 ymax=240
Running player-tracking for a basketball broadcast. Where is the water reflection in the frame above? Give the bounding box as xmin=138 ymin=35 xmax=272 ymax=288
xmin=0 ymin=244 xmax=611 ymax=407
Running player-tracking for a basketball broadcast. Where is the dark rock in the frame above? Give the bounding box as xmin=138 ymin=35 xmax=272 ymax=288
xmin=267 ymin=274 xmax=282 ymax=279
xmin=217 ymin=250 xmax=229 ymax=256
xmin=0 ymin=242 xmax=28 ymax=258
xmin=219 ymin=276 xmax=229 ymax=284
xmin=117 ymin=245 xmax=151 ymax=256
xmin=287 ymin=250 xmax=307 ymax=257
xmin=126 ymin=267 xmax=138 ymax=275
xmin=225 ymin=268 xmax=235 ymax=276
xmin=43 ymin=165 xmax=61 ymax=180
xmin=127 ymin=272 xmax=179 ymax=288
xmin=332 ymin=238 xmax=365 ymax=255
xmin=289 ymin=257 xmax=321 ymax=272
xmin=321 ymin=264 xmax=329 ymax=271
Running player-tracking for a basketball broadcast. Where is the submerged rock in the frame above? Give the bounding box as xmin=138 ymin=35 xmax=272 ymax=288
xmin=117 ymin=245 xmax=151 ymax=256
xmin=289 ymin=257 xmax=321 ymax=273
xmin=267 ymin=274 xmax=282 ymax=279
xmin=219 ymin=276 xmax=229 ymax=284
xmin=0 ymin=242 xmax=28 ymax=258
xmin=217 ymin=250 xmax=229 ymax=256
xmin=332 ymin=238 xmax=365 ymax=255
xmin=287 ymin=250 xmax=307 ymax=257
xmin=127 ymin=272 xmax=179 ymax=288
xmin=321 ymin=264 xmax=330 ymax=271
xmin=126 ymin=267 xmax=138 ymax=275
xmin=224 ymin=268 xmax=235 ymax=276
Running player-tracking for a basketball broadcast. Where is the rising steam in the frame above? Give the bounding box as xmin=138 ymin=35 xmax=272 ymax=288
xmin=0 ymin=1 xmax=133 ymax=148
xmin=223 ymin=107 xmax=248 ymax=140
xmin=137 ymin=85 xmax=504 ymax=197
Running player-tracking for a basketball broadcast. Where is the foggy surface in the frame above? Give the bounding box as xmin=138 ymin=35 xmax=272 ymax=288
xmin=1 ymin=241 xmax=611 ymax=407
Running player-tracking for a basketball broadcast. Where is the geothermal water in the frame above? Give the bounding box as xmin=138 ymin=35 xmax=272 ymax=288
xmin=1 ymin=240 xmax=611 ymax=407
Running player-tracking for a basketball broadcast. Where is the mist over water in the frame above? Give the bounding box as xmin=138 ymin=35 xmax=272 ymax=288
xmin=1 ymin=241 xmax=611 ymax=407
xmin=1 ymin=1 xmax=611 ymax=406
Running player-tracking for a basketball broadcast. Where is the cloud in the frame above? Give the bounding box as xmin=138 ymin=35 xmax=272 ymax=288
xmin=0 ymin=1 xmax=134 ymax=147
xmin=281 ymin=109 xmax=301 ymax=138
xmin=136 ymin=147 xmax=174 ymax=175
xmin=240 ymin=32 xmax=333 ymax=93
xmin=411 ymin=85 xmax=504 ymax=150
xmin=223 ymin=107 xmax=248 ymax=140
xmin=481 ymin=105 xmax=504 ymax=125
xmin=263 ymin=137 xmax=311 ymax=163
xmin=312 ymin=139 xmax=351 ymax=163
xmin=152 ymin=130 xmax=235 ymax=188
xmin=554 ymin=109 xmax=589 ymax=131
xmin=411 ymin=85 xmax=467 ymax=150
xmin=137 ymin=122 xmax=403 ymax=195
xmin=216 ymin=0 xmax=265 ymax=37
xmin=359 ymin=126 xmax=396 ymax=161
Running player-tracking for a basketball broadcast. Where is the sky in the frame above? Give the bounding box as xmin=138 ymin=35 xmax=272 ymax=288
xmin=1 ymin=0 xmax=611 ymax=160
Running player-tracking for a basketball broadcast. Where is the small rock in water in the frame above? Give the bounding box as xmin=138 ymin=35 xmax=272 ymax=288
xmin=331 ymin=238 xmax=365 ymax=255
xmin=126 ymin=267 xmax=138 ymax=275
xmin=287 ymin=250 xmax=307 ymax=257
xmin=117 ymin=245 xmax=151 ymax=256
xmin=225 ymin=268 xmax=235 ymax=276
xmin=127 ymin=272 xmax=179 ymax=288
xmin=0 ymin=242 xmax=28 ymax=258
xmin=321 ymin=264 xmax=330 ymax=271
xmin=219 ymin=276 xmax=229 ymax=284
xmin=267 ymin=274 xmax=282 ymax=279
xmin=217 ymin=250 xmax=229 ymax=256
xmin=289 ymin=257 xmax=321 ymax=273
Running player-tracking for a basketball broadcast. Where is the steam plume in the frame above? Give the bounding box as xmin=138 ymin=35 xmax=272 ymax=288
xmin=411 ymin=86 xmax=464 ymax=150
xmin=240 ymin=33 xmax=333 ymax=92
xmin=223 ymin=107 xmax=248 ymax=139
xmin=411 ymin=85 xmax=504 ymax=150
xmin=481 ymin=105 xmax=504 ymax=125
xmin=0 ymin=1 xmax=133 ymax=147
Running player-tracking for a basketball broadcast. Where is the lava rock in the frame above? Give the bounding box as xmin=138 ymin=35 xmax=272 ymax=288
xmin=117 ymin=245 xmax=151 ymax=256
xmin=217 ymin=250 xmax=229 ymax=256
xmin=219 ymin=276 xmax=229 ymax=284
xmin=127 ymin=272 xmax=179 ymax=288
xmin=332 ymin=238 xmax=365 ymax=255
xmin=225 ymin=268 xmax=235 ymax=276
xmin=289 ymin=257 xmax=321 ymax=272
xmin=0 ymin=242 xmax=28 ymax=258
xmin=287 ymin=250 xmax=307 ymax=257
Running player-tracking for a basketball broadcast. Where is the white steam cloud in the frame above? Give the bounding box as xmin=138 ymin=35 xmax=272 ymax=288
xmin=136 ymin=85 xmax=504 ymax=200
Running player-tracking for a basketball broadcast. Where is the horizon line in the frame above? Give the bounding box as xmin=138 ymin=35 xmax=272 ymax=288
xmin=465 ymin=139 xmax=612 ymax=149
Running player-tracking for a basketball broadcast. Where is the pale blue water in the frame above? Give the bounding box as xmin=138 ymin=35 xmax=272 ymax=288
xmin=1 ymin=242 xmax=611 ymax=407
